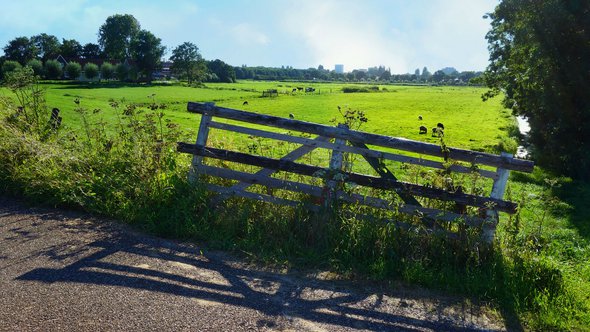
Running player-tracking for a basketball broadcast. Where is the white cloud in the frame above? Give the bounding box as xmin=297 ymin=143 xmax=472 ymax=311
xmin=412 ymin=0 xmax=495 ymax=71
xmin=231 ymin=23 xmax=269 ymax=45
xmin=280 ymin=0 xmax=412 ymax=72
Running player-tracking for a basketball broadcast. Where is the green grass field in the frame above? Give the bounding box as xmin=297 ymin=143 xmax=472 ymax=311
xmin=21 ymin=81 xmax=515 ymax=153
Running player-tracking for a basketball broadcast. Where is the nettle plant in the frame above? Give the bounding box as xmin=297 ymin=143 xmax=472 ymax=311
xmin=2 ymin=66 xmax=50 ymax=138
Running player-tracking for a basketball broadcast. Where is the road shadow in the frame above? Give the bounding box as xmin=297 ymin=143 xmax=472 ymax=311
xmin=2 ymin=199 xmax=505 ymax=331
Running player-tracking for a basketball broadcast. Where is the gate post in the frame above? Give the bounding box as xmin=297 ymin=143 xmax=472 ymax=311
xmin=188 ymin=102 xmax=215 ymax=184
xmin=483 ymin=151 xmax=512 ymax=243
xmin=324 ymin=124 xmax=347 ymax=208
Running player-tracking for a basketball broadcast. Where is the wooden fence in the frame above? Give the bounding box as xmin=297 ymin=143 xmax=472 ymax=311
xmin=177 ymin=102 xmax=534 ymax=241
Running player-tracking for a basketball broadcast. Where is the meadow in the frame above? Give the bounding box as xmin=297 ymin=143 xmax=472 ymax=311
xmin=1 ymin=79 xmax=588 ymax=330
xmin=36 ymin=81 xmax=516 ymax=153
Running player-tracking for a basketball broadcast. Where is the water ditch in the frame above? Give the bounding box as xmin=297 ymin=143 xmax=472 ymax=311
xmin=515 ymin=116 xmax=531 ymax=158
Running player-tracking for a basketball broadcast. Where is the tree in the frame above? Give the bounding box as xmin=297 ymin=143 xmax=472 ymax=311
xmin=100 ymin=62 xmax=114 ymax=80
xmin=26 ymin=59 xmax=44 ymax=76
xmin=31 ymin=33 xmax=61 ymax=62
xmin=1 ymin=60 xmax=22 ymax=78
xmin=129 ymin=30 xmax=166 ymax=83
xmin=432 ymin=70 xmax=447 ymax=83
xmin=98 ymin=14 xmax=141 ymax=61
xmin=115 ymin=63 xmax=129 ymax=81
xmin=206 ymin=59 xmax=236 ymax=83
xmin=44 ymin=60 xmax=63 ymax=79
xmin=3 ymin=37 xmax=38 ymax=64
xmin=483 ymin=0 xmax=590 ymax=179
xmin=170 ymin=42 xmax=205 ymax=83
xmin=61 ymin=39 xmax=82 ymax=58
xmin=65 ymin=61 xmax=81 ymax=80
xmin=353 ymin=70 xmax=367 ymax=81
xmin=379 ymin=69 xmax=392 ymax=81
xmin=82 ymin=43 xmax=102 ymax=59
xmin=421 ymin=67 xmax=431 ymax=81
xmin=84 ymin=63 xmax=99 ymax=80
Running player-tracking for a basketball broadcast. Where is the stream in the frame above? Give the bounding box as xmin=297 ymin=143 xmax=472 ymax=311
xmin=515 ymin=116 xmax=530 ymax=158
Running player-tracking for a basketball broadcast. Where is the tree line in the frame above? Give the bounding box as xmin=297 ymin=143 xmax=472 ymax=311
xmin=0 ymin=14 xmax=236 ymax=83
xmin=483 ymin=0 xmax=589 ymax=180
xmin=234 ymin=64 xmax=482 ymax=84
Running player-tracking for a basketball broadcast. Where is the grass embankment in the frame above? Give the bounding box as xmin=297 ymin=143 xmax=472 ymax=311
xmin=0 ymin=79 xmax=588 ymax=330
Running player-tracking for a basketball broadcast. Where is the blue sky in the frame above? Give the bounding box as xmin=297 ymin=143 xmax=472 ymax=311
xmin=0 ymin=0 xmax=499 ymax=73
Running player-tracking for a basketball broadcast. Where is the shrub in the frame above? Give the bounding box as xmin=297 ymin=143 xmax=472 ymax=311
xmin=1 ymin=66 xmax=49 ymax=136
xmin=100 ymin=62 xmax=114 ymax=80
xmin=2 ymin=60 xmax=22 ymax=78
xmin=84 ymin=63 xmax=99 ymax=80
xmin=44 ymin=59 xmax=63 ymax=79
xmin=342 ymin=86 xmax=369 ymax=93
xmin=65 ymin=62 xmax=82 ymax=80
xmin=26 ymin=59 xmax=43 ymax=76
xmin=115 ymin=63 xmax=128 ymax=81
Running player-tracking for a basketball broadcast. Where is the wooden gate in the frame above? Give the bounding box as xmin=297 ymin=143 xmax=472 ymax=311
xmin=177 ymin=102 xmax=534 ymax=240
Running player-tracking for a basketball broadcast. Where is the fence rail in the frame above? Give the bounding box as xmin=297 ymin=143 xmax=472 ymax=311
xmin=178 ymin=102 xmax=535 ymax=240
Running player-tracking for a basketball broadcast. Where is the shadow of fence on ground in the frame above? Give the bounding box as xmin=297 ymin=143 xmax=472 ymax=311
xmin=15 ymin=220 xmax=497 ymax=332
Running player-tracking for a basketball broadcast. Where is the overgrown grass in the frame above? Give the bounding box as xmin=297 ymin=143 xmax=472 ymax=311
xmin=0 ymin=75 xmax=588 ymax=330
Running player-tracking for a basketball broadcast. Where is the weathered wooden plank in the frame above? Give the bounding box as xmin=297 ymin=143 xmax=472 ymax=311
xmin=178 ymin=143 xmax=518 ymax=213
xmin=490 ymin=152 xmax=512 ymax=201
xmin=483 ymin=151 xmax=514 ymax=242
xmin=187 ymin=102 xmax=534 ymax=172
xmin=230 ymin=136 xmax=329 ymax=192
xmin=208 ymin=121 xmax=498 ymax=179
xmin=335 ymin=191 xmax=484 ymax=227
xmin=325 ymin=124 xmax=347 ymax=206
xmin=199 ymin=165 xmax=324 ymax=196
xmin=188 ymin=104 xmax=214 ymax=183
xmin=349 ymin=140 xmax=422 ymax=206
xmin=199 ymin=165 xmax=483 ymax=226
xmin=205 ymin=183 xmax=321 ymax=212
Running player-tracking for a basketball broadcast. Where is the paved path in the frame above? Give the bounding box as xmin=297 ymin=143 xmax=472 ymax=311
xmin=0 ymin=197 xmax=505 ymax=331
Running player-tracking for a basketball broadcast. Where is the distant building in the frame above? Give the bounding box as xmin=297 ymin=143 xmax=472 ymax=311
xmin=334 ymin=64 xmax=344 ymax=74
xmin=153 ymin=61 xmax=172 ymax=80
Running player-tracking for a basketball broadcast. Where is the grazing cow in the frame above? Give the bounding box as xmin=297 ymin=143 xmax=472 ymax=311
xmin=243 ymin=101 xmax=248 ymax=105
xmin=418 ymin=115 xmax=423 ymax=120
xmin=419 ymin=125 xmax=427 ymax=134
xmin=437 ymin=122 xmax=444 ymax=130
xmin=305 ymin=87 xmax=315 ymax=93
xmin=297 ymin=87 xmax=303 ymax=91
xmin=289 ymin=113 xmax=295 ymax=119
xmin=49 ymin=108 xmax=62 ymax=130
xmin=292 ymin=88 xmax=297 ymax=93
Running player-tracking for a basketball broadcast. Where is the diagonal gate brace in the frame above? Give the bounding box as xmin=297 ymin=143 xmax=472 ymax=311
xmin=349 ymin=140 xmax=422 ymax=207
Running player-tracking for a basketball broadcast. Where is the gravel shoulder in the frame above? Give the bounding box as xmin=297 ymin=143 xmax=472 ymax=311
xmin=0 ymin=196 xmax=506 ymax=331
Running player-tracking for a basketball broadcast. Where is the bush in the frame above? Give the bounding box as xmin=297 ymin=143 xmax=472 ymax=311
xmin=84 ymin=63 xmax=99 ymax=80
xmin=115 ymin=63 xmax=128 ymax=81
xmin=26 ymin=59 xmax=43 ymax=76
xmin=65 ymin=62 xmax=82 ymax=80
xmin=2 ymin=60 xmax=22 ymax=78
xmin=343 ymin=86 xmax=382 ymax=93
xmin=44 ymin=60 xmax=63 ymax=79
xmin=100 ymin=62 xmax=114 ymax=80
xmin=1 ymin=66 xmax=49 ymax=136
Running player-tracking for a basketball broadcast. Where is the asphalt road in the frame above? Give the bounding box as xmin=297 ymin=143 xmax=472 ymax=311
xmin=0 ymin=196 xmax=505 ymax=331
